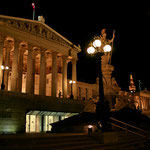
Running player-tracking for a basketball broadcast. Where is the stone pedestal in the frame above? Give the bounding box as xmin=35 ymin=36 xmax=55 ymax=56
xmin=89 ymin=132 xmax=118 ymax=144
xmin=101 ymin=54 xmax=121 ymax=108
xmin=102 ymin=64 xmax=114 ymax=107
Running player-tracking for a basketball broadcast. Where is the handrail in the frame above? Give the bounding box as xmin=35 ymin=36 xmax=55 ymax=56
xmin=111 ymin=122 xmax=147 ymax=138
xmin=110 ymin=117 xmax=150 ymax=134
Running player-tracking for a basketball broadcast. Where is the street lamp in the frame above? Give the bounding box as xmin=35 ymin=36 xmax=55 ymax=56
xmin=1 ymin=65 xmax=9 ymax=90
xmin=69 ymin=80 xmax=75 ymax=99
xmin=87 ymin=29 xmax=115 ymax=132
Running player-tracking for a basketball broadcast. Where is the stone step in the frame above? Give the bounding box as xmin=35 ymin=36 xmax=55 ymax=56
xmin=0 ymin=132 xmax=148 ymax=150
xmin=0 ymin=135 xmax=91 ymax=145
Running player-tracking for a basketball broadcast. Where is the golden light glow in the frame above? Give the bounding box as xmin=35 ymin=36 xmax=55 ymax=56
xmin=69 ymin=80 xmax=72 ymax=84
xmin=1 ymin=65 xmax=4 ymax=70
xmin=103 ymin=44 xmax=112 ymax=52
xmin=87 ymin=46 xmax=95 ymax=54
xmin=93 ymin=39 xmax=101 ymax=48
xmin=1 ymin=65 xmax=9 ymax=70
xmin=5 ymin=66 xmax=9 ymax=70
xmin=88 ymin=125 xmax=93 ymax=129
xmin=69 ymin=80 xmax=76 ymax=84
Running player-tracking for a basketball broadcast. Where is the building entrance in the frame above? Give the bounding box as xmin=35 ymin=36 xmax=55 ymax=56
xmin=26 ymin=111 xmax=77 ymax=133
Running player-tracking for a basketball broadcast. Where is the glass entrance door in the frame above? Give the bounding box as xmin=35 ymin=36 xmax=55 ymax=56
xmin=26 ymin=115 xmax=36 ymax=132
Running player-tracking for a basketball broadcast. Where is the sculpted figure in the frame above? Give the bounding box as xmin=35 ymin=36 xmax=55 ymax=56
xmin=101 ymin=29 xmax=115 ymax=65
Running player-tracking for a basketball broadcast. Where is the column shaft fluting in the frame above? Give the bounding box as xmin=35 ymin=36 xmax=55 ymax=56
xmin=4 ymin=41 xmax=12 ymax=90
xmin=39 ymin=50 xmax=46 ymax=95
xmin=26 ymin=46 xmax=35 ymax=94
xmin=72 ymin=58 xmax=77 ymax=99
xmin=17 ymin=46 xmax=25 ymax=92
xmin=62 ymin=55 xmax=68 ymax=98
xmin=11 ymin=40 xmax=20 ymax=91
xmin=51 ymin=52 xmax=57 ymax=97
xmin=0 ymin=35 xmax=5 ymax=85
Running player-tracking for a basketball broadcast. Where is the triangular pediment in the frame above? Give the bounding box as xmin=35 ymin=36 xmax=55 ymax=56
xmin=140 ymin=89 xmax=150 ymax=97
xmin=0 ymin=15 xmax=80 ymax=52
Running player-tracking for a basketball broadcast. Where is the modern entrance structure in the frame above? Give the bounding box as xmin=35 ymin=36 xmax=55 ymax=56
xmin=0 ymin=15 xmax=84 ymax=133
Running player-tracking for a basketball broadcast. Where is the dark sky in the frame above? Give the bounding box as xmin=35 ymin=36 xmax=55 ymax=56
xmin=0 ymin=1 xmax=150 ymax=91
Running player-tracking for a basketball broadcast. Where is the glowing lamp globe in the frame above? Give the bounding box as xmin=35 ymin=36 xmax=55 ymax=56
xmin=1 ymin=65 xmax=4 ymax=70
xmin=103 ymin=45 xmax=111 ymax=52
xmin=93 ymin=39 xmax=101 ymax=48
xmin=5 ymin=66 xmax=9 ymax=70
xmin=87 ymin=46 xmax=95 ymax=54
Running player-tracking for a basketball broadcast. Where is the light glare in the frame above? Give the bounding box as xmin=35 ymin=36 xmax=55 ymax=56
xmin=87 ymin=46 xmax=95 ymax=54
xmin=69 ymin=80 xmax=72 ymax=84
xmin=1 ymin=65 xmax=4 ymax=70
xmin=6 ymin=66 xmax=9 ymax=70
xmin=93 ymin=39 xmax=101 ymax=48
xmin=103 ymin=45 xmax=111 ymax=52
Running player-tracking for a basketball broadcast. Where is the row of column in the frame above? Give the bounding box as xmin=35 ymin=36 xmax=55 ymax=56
xmin=0 ymin=35 xmax=77 ymax=99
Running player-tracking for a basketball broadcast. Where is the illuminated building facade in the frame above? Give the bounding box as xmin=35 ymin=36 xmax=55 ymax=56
xmin=0 ymin=15 xmax=84 ymax=133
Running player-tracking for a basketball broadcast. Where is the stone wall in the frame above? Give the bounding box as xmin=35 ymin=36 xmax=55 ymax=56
xmin=0 ymin=90 xmax=84 ymax=133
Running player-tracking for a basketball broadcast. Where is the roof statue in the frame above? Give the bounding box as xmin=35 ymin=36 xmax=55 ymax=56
xmin=129 ymin=74 xmax=136 ymax=93
xmin=38 ymin=16 xmax=45 ymax=23
xmin=101 ymin=29 xmax=115 ymax=65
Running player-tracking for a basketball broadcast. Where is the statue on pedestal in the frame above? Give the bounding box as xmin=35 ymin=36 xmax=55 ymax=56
xmin=100 ymin=29 xmax=121 ymax=108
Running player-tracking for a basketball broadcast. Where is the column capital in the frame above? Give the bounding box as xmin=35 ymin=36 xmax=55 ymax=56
xmin=5 ymin=41 xmax=13 ymax=52
xmin=33 ymin=48 xmax=39 ymax=58
xmin=27 ymin=43 xmax=34 ymax=50
xmin=52 ymin=51 xmax=58 ymax=58
xmin=62 ymin=55 xmax=68 ymax=61
xmin=20 ymin=44 xmax=27 ymax=54
xmin=40 ymin=49 xmax=46 ymax=55
xmin=72 ymin=57 xmax=78 ymax=62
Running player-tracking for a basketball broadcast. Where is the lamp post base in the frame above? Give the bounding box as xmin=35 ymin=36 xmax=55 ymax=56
xmin=1 ymin=83 xmax=5 ymax=90
xmin=70 ymin=94 xmax=74 ymax=99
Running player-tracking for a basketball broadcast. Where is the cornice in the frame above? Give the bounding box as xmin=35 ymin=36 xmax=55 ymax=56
xmin=0 ymin=15 xmax=81 ymax=53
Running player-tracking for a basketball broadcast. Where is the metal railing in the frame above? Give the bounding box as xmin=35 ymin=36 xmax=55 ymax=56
xmin=110 ymin=117 xmax=150 ymax=139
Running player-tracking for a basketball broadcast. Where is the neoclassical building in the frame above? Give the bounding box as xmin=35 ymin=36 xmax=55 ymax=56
xmin=0 ymin=15 xmax=84 ymax=133
xmin=0 ymin=15 xmax=122 ymax=133
xmin=0 ymin=15 xmax=81 ymax=99
xmin=0 ymin=15 xmax=100 ymax=133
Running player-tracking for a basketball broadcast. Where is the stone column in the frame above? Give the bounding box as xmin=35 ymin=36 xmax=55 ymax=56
xmin=72 ymin=58 xmax=77 ymax=99
xmin=39 ymin=50 xmax=46 ymax=95
xmin=11 ymin=39 xmax=20 ymax=92
xmin=26 ymin=45 xmax=35 ymax=94
xmin=62 ymin=55 xmax=68 ymax=98
xmin=4 ymin=40 xmax=12 ymax=90
xmin=51 ymin=52 xmax=57 ymax=97
xmin=0 ymin=35 xmax=5 ymax=85
xmin=17 ymin=44 xmax=26 ymax=92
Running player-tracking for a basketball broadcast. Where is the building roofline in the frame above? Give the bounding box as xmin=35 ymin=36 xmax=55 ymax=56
xmin=0 ymin=15 xmax=81 ymax=52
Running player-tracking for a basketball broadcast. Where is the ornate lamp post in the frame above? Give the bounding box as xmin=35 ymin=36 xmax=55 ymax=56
xmin=87 ymin=29 xmax=115 ymax=132
xmin=69 ymin=80 xmax=76 ymax=99
xmin=1 ymin=65 xmax=9 ymax=90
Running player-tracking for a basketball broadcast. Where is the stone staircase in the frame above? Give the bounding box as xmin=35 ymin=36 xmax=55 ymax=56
xmin=0 ymin=132 xmax=149 ymax=150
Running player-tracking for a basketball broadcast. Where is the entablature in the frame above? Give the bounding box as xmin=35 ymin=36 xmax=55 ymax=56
xmin=0 ymin=15 xmax=81 ymax=58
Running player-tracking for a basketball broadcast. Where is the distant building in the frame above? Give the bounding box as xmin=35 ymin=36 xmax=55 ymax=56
xmin=129 ymin=74 xmax=136 ymax=93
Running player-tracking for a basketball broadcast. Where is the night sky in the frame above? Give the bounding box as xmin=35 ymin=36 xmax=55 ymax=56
xmin=0 ymin=1 xmax=150 ymax=91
